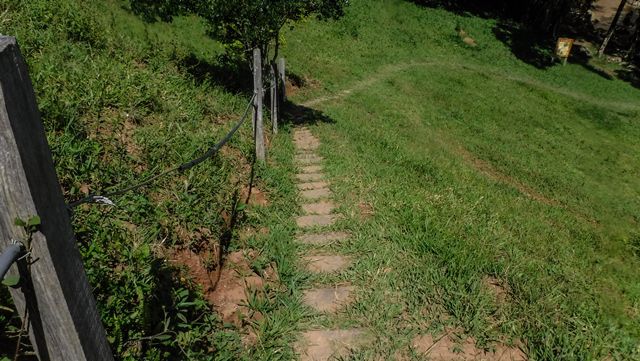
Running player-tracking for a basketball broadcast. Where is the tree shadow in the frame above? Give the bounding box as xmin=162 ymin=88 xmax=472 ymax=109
xmin=176 ymin=53 xmax=253 ymax=95
xmin=492 ymin=22 xmax=558 ymax=69
xmin=616 ymin=65 xmax=640 ymax=88
xmin=282 ymin=101 xmax=336 ymax=126
xmin=567 ymin=42 xmax=617 ymax=80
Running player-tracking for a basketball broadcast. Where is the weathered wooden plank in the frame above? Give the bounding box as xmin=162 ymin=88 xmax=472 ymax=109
xmin=277 ymin=58 xmax=286 ymax=103
xmin=253 ymin=49 xmax=265 ymax=162
xmin=0 ymin=36 xmax=113 ymax=361
xmin=270 ymin=63 xmax=278 ymax=134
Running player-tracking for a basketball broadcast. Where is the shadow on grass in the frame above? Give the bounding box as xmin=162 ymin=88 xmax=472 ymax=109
xmin=282 ymin=101 xmax=336 ymax=126
xmin=176 ymin=53 xmax=254 ymax=95
xmin=616 ymin=65 xmax=640 ymax=89
xmin=492 ymin=22 xmax=557 ymax=69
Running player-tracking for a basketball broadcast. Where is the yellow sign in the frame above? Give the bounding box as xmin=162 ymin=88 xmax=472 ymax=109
xmin=556 ymin=38 xmax=574 ymax=59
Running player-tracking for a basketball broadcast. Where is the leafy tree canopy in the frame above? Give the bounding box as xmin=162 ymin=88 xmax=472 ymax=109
xmin=129 ymin=0 xmax=348 ymax=63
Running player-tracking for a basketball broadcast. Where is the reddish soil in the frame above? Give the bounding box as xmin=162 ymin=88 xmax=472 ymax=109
xmin=169 ymin=248 xmax=278 ymax=327
xmin=411 ymin=333 xmax=526 ymax=361
xmin=483 ymin=276 xmax=510 ymax=306
xmin=241 ymin=185 xmax=269 ymax=207
xmin=358 ymin=202 xmax=374 ymax=219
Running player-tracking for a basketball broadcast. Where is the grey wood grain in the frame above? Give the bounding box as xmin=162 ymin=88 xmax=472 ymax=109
xmin=253 ymin=49 xmax=265 ymax=162
xmin=0 ymin=36 xmax=113 ymax=361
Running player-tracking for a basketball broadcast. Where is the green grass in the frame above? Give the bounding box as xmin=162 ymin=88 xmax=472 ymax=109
xmin=2 ymin=0 xmax=639 ymax=359
xmin=272 ymin=0 xmax=640 ymax=359
xmin=0 ymin=0 xmax=296 ymax=360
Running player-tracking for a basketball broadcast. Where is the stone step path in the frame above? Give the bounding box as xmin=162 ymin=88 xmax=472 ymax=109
xmin=292 ymin=127 xmax=365 ymax=361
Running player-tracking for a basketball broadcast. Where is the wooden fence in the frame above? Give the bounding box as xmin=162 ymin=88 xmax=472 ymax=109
xmin=0 ymin=35 xmax=286 ymax=360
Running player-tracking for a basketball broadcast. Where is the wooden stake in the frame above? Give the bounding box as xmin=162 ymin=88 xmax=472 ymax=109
xmin=253 ymin=49 xmax=265 ymax=162
xmin=0 ymin=36 xmax=113 ymax=361
xmin=277 ymin=58 xmax=286 ymax=104
xmin=270 ymin=63 xmax=278 ymax=134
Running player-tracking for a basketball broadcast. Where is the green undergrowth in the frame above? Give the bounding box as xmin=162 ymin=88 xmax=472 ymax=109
xmin=277 ymin=0 xmax=640 ymax=360
xmin=0 ymin=0 xmax=297 ymax=359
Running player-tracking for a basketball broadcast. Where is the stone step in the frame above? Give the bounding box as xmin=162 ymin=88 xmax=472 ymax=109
xmin=293 ymin=135 xmax=315 ymax=143
xmin=296 ymin=214 xmax=337 ymax=228
xmin=297 ymin=173 xmax=324 ymax=182
xmin=300 ymin=165 xmax=323 ymax=174
xmin=295 ymin=154 xmax=324 ymax=165
xmin=302 ymin=201 xmax=335 ymax=215
xmin=298 ymin=182 xmax=330 ymax=191
xmin=297 ymin=329 xmax=366 ymax=361
xmin=295 ymin=142 xmax=320 ymax=151
xmin=301 ymin=188 xmax=331 ymax=200
xmin=303 ymin=285 xmax=354 ymax=313
xmin=296 ymin=232 xmax=350 ymax=245
xmin=304 ymin=255 xmax=351 ymax=273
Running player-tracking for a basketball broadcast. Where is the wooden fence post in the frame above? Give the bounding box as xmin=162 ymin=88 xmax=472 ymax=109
xmin=252 ymin=48 xmax=265 ymax=162
xmin=270 ymin=63 xmax=278 ymax=134
xmin=277 ymin=58 xmax=286 ymax=105
xmin=0 ymin=36 xmax=114 ymax=361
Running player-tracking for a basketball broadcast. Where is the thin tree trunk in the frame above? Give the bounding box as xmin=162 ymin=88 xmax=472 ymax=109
xmin=628 ymin=16 xmax=639 ymax=59
xmin=598 ymin=0 xmax=628 ymax=57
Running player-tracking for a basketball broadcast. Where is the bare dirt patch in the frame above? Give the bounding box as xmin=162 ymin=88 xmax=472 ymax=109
xmin=482 ymin=276 xmax=510 ymax=306
xmin=592 ymin=0 xmax=637 ymax=31
xmin=297 ymin=329 xmax=367 ymax=361
xmin=241 ymin=185 xmax=269 ymax=207
xmin=411 ymin=333 xmax=526 ymax=361
xmin=239 ymin=226 xmax=270 ymax=242
xmin=169 ymin=248 xmax=278 ymax=327
xmin=358 ymin=202 xmax=375 ymax=219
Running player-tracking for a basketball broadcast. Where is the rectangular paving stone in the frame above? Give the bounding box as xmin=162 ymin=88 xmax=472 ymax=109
xmin=297 ymin=173 xmax=324 ymax=182
xmin=304 ymin=255 xmax=351 ymax=273
xmin=296 ymin=214 xmax=337 ymax=228
xmin=300 ymin=165 xmax=323 ymax=174
xmin=296 ymin=232 xmax=350 ymax=245
xmin=295 ymin=142 xmax=320 ymax=151
xmin=303 ymin=285 xmax=354 ymax=313
xmin=302 ymin=201 xmax=335 ymax=215
xmin=297 ymin=181 xmax=329 ymax=191
xmin=295 ymin=154 xmax=323 ymax=165
xmin=301 ymin=188 xmax=331 ymax=200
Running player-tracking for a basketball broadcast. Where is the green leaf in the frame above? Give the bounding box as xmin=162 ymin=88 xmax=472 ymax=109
xmin=27 ymin=215 xmax=41 ymax=227
xmin=2 ymin=275 xmax=20 ymax=287
xmin=14 ymin=218 xmax=26 ymax=227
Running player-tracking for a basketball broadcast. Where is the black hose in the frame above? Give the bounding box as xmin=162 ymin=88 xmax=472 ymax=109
xmin=0 ymin=243 xmax=22 ymax=280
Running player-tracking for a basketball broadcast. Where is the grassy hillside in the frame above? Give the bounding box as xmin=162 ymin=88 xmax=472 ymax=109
xmin=1 ymin=0 xmax=639 ymax=360
xmin=0 ymin=1 xmax=300 ymax=360
xmin=275 ymin=0 xmax=640 ymax=359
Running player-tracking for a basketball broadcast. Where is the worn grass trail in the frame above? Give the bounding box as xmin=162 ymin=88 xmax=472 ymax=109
xmin=301 ymin=60 xmax=640 ymax=112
